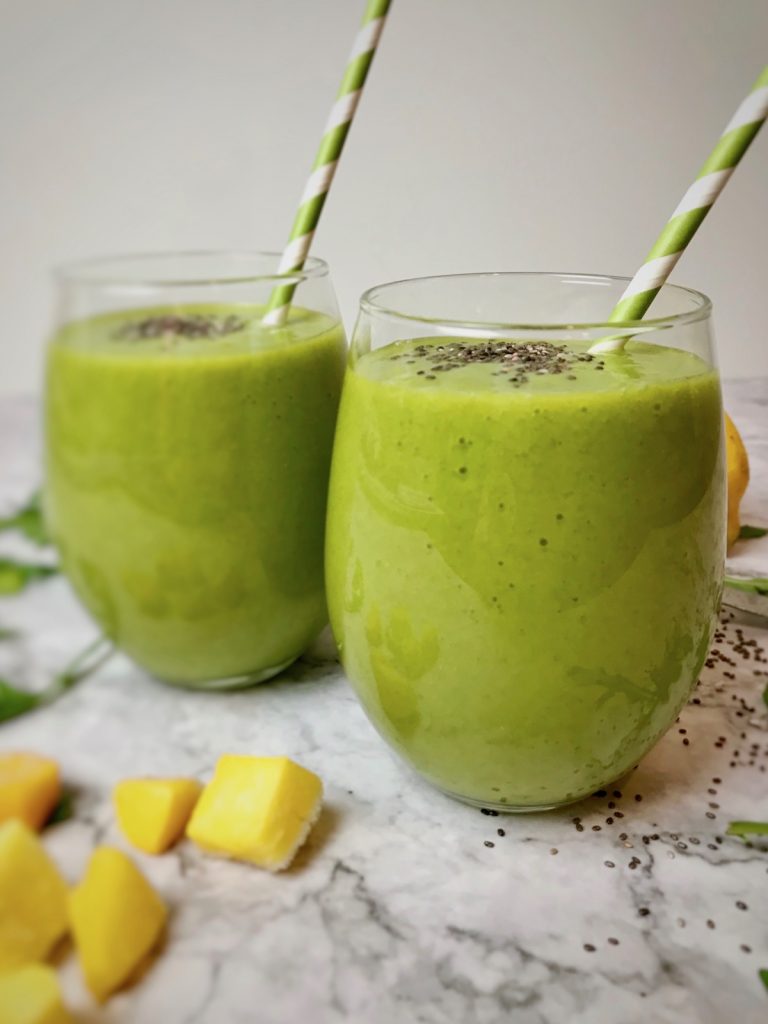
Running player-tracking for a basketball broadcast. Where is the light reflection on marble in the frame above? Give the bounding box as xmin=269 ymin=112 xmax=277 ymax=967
xmin=0 ymin=389 xmax=766 ymax=1024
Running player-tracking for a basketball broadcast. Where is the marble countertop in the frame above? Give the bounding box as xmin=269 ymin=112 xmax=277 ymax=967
xmin=1 ymin=382 xmax=767 ymax=1024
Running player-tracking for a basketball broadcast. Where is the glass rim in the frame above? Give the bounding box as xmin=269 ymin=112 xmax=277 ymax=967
xmin=359 ymin=271 xmax=713 ymax=332
xmin=53 ymin=250 xmax=330 ymax=289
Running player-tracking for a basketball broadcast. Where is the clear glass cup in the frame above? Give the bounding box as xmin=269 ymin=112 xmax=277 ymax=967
xmin=326 ymin=273 xmax=725 ymax=810
xmin=45 ymin=251 xmax=346 ymax=689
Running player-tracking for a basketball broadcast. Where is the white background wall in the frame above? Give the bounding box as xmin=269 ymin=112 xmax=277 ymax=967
xmin=1 ymin=0 xmax=766 ymax=393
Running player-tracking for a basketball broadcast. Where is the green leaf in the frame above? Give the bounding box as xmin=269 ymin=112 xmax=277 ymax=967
xmin=724 ymin=576 xmax=768 ymax=597
xmin=0 ymin=679 xmax=40 ymax=721
xmin=739 ymin=524 xmax=768 ymax=539
xmin=0 ymin=636 xmax=113 ymax=724
xmin=0 ymin=557 xmax=57 ymax=595
xmin=726 ymin=821 xmax=768 ymax=837
xmin=0 ymin=492 xmax=50 ymax=546
xmin=760 ymin=969 xmax=768 ymax=993
xmin=46 ymin=791 xmax=74 ymax=825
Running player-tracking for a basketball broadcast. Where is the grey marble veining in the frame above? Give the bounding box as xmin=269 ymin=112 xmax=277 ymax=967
xmin=0 ymin=387 xmax=767 ymax=1024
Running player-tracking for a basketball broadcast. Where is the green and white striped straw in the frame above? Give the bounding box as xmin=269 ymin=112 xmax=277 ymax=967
xmin=263 ymin=0 xmax=392 ymax=326
xmin=592 ymin=65 xmax=768 ymax=353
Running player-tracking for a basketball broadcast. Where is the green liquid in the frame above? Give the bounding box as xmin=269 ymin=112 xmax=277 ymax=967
xmin=45 ymin=305 xmax=346 ymax=685
xmin=326 ymin=338 xmax=725 ymax=807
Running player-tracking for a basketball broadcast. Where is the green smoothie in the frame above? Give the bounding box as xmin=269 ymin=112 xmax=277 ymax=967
xmin=45 ymin=304 xmax=346 ymax=685
xmin=326 ymin=338 xmax=724 ymax=807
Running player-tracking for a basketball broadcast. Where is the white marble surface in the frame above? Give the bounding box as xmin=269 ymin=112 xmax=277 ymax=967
xmin=1 ymin=386 xmax=767 ymax=1024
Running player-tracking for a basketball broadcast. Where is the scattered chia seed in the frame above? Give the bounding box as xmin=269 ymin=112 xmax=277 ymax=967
xmin=497 ymin=828 xmax=505 ymax=837
xmin=607 ymin=937 xmax=620 ymax=946
xmin=584 ymin=943 xmax=596 ymax=953
xmin=483 ymin=840 xmax=495 ymax=848
xmin=736 ymin=901 xmax=748 ymax=910
xmin=604 ymin=860 xmax=615 ymax=868
xmin=638 ymin=908 xmax=651 ymax=917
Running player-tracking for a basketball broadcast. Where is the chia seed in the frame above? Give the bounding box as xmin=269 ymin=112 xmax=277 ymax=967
xmin=113 ymin=313 xmax=246 ymax=341
xmin=404 ymin=338 xmax=595 ymax=388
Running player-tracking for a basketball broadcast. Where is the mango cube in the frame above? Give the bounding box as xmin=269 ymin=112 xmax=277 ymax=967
xmin=187 ymin=755 xmax=323 ymax=871
xmin=0 ymin=752 xmax=61 ymax=830
xmin=0 ymin=964 xmax=74 ymax=1024
xmin=0 ymin=820 xmax=69 ymax=970
xmin=114 ymin=777 xmax=202 ymax=854
xmin=68 ymin=846 xmax=167 ymax=1002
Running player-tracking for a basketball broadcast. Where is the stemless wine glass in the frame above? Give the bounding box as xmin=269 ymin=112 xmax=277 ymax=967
xmin=326 ymin=273 xmax=725 ymax=810
xmin=45 ymin=251 xmax=346 ymax=688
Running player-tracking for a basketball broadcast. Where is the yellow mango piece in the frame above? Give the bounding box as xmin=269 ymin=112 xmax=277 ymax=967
xmin=0 ymin=964 xmax=74 ymax=1024
xmin=0 ymin=820 xmax=69 ymax=970
xmin=187 ymin=755 xmax=323 ymax=872
xmin=114 ymin=777 xmax=202 ymax=854
xmin=68 ymin=846 xmax=167 ymax=1002
xmin=725 ymin=412 xmax=750 ymax=548
xmin=0 ymin=752 xmax=61 ymax=831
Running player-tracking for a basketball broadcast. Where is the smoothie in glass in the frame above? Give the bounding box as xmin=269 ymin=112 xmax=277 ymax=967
xmin=326 ymin=274 xmax=725 ymax=809
xmin=46 ymin=260 xmax=346 ymax=688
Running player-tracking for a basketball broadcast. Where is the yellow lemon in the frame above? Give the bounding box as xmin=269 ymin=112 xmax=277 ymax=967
xmin=725 ymin=412 xmax=749 ymax=548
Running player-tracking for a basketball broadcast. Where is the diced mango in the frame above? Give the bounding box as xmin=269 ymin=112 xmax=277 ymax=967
xmin=68 ymin=846 xmax=167 ymax=1002
xmin=114 ymin=777 xmax=202 ymax=854
xmin=0 ymin=820 xmax=69 ymax=970
xmin=0 ymin=964 xmax=74 ymax=1024
xmin=0 ymin=752 xmax=61 ymax=830
xmin=186 ymin=755 xmax=323 ymax=871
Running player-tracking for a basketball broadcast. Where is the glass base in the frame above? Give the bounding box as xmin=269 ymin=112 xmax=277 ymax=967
xmin=435 ymin=784 xmax=560 ymax=814
xmin=431 ymin=773 xmax=635 ymax=813
xmin=153 ymin=655 xmax=297 ymax=692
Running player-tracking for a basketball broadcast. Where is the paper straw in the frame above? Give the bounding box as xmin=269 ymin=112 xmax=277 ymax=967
xmin=591 ymin=65 xmax=768 ymax=354
xmin=263 ymin=0 xmax=392 ymax=326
